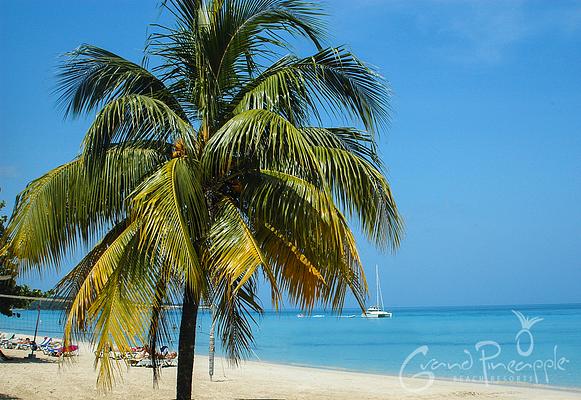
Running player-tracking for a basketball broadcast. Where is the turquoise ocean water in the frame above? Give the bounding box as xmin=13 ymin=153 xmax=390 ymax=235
xmin=2 ymin=304 xmax=580 ymax=388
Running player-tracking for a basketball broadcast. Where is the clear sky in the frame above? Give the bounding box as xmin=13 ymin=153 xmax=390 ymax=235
xmin=0 ymin=1 xmax=579 ymax=308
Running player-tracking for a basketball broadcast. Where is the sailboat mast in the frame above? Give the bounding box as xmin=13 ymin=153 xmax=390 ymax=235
xmin=379 ymin=278 xmax=384 ymax=310
xmin=376 ymin=265 xmax=385 ymax=310
xmin=375 ymin=265 xmax=380 ymax=308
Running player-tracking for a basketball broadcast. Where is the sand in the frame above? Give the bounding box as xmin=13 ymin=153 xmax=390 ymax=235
xmin=0 ymin=345 xmax=580 ymax=400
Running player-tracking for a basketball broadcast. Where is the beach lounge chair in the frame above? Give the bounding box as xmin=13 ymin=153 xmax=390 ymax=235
xmin=130 ymin=344 xmax=176 ymax=368
xmin=163 ymin=352 xmax=177 ymax=367
xmin=155 ymin=346 xmax=177 ymax=366
xmin=38 ymin=337 xmax=52 ymax=352
xmin=43 ymin=339 xmax=63 ymax=355
xmin=135 ymin=358 xmax=153 ymax=367
xmin=135 ymin=357 xmax=169 ymax=368
xmin=0 ymin=333 xmax=15 ymax=348
xmin=6 ymin=335 xmax=26 ymax=350
xmin=12 ymin=337 xmax=32 ymax=350
xmin=47 ymin=344 xmax=79 ymax=357
xmin=127 ymin=349 xmax=148 ymax=366
xmin=16 ymin=342 xmax=31 ymax=350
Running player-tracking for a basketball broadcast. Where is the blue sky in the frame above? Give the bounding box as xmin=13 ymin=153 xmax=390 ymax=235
xmin=0 ymin=1 xmax=579 ymax=308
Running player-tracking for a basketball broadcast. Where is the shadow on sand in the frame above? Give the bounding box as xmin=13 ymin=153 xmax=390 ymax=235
xmin=0 ymin=352 xmax=56 ymax=364
xmin=0 ymin=394 xmax=23 ymax=400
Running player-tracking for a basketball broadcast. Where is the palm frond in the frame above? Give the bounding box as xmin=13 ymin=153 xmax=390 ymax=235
xmin=88 ymin=252 xmax=155 ymax=390
xmin=256 ymin=222 xmax=325 ymax=310
xmin=230 ymin=47 xmax=390 ymax=133
xmin=53 ymin=219 xmax=132 ymax=321
xmin=132 ymin=158 xmax=208 ymax=296
xmin=63 ymin=220 xmax=140 ymax=343
xmin=301 ymin=127 xmax=381 ymax=166
xmin=255 ymin=216 xmax=366 ymax=312
xmin=5 ymin=146 xmax=165 ymax=271
xmin=81 ymin=95 xmax=196 ymax=169
xmin=206 ymin=0 xmax=326 ymax=77
xmin=229 ymin=55 xmax=314 ymax=124
xmin=208 ymin=197 xmax=280 ymax=306
xmin=63 ymin=220 xmax=175 ymax=389
xmin=57 ymin=44 xmax=185 ymax=119
xmin=241 ymin=168 xmax=366 ymax=311
xmin=201 ymin=108 xmax=319 ymax=180
xmin=151 ymin=0 xmax=325 ymax=128
xmin=313 ymin=146 xmax=403 ymax=250
xmin=146 ymin=258 xmax=179 ymax=385
xmin=212 ymin=274 xmax=262 ymax=361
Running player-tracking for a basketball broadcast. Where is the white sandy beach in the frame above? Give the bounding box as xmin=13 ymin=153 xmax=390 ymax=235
xmin=1 ymin=344 xmax=580 ymax=400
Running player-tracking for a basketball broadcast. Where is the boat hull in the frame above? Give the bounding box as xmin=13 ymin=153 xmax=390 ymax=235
xmin=361 ymin=311 xmax=392 ymax=318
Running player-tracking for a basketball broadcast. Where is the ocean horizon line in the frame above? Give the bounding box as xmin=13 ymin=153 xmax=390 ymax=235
xmin=254 ymin=302 xmax=581 ymax=313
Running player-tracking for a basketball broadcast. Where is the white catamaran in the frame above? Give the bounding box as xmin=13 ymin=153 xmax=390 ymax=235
xmin=362 ymin=265 xmax=392 ymax=318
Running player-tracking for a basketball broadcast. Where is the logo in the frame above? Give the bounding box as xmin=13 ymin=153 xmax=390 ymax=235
xmin=512 ymin=310 xmax=542 ymax=357
xmin=399 ymin=310 xmax=570 ymax=392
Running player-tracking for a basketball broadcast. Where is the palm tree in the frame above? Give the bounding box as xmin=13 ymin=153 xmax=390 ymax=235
xmin=2 ymin=1 xmax=403 ymax=399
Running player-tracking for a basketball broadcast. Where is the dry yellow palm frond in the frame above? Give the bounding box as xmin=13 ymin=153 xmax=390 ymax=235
xmin=208 ymin=197 xmax=280 ymax=304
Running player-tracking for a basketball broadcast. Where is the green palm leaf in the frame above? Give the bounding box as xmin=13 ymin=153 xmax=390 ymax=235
xmin=313 ymin=146 xmax=403 ymax=250
xmin=132 ymin=158 xmax=207 ymax=295
xmin=201 ymin=108 xmax=319 ymax=179
xmin=57 ymin=45 xmax=185 ymax=119
xmin=81 ymin=95 xmax=196 ymax=168
xmin=5 ymin=146 xmax=165 ymax=271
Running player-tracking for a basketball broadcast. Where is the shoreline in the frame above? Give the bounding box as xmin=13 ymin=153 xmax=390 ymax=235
xmin=1 ymin=338 xmax=581 ymax=400
xmin=263 ymin=359 xmax=581 ymax=394
xmin=238 ymin=357 xmax=581 ymax=395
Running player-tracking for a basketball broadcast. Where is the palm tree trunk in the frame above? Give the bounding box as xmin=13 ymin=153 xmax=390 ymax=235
xmin=176 ymin=284 xmax=199 ymax=400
